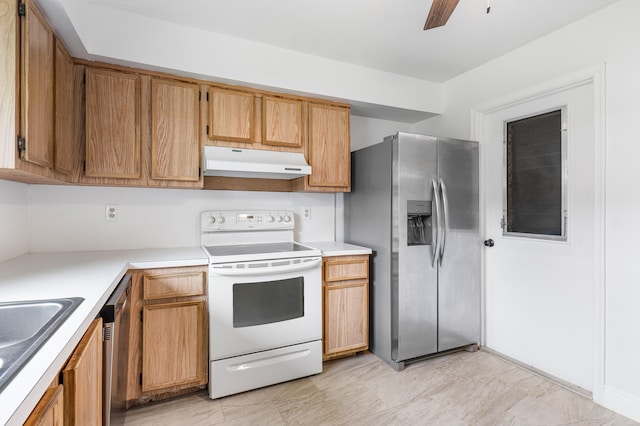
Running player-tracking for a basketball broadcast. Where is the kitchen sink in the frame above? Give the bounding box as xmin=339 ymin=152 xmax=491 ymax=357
xmin=0 ymin=297 xmax=84 ymax=392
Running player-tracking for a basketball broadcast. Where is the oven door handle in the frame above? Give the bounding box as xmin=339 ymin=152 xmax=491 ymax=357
xmin=210 ymin=257 xmax=322 ymax=277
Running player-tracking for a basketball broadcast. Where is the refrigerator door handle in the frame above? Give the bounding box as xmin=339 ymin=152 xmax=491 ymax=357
xmin=431 ymin=178 xmax=441 ymax=267
xmin=439 ymin=178 xmax=450 ymax=265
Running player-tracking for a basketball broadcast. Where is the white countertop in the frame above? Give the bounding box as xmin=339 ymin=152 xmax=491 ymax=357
xmin=305 ymin=241 xmax=372 ymax=257
xmin=0 ymin=247 xmax=208 ymax=426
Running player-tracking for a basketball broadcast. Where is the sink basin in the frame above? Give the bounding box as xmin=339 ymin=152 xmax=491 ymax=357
xmin=0 ymin=298 xmax=84 ymax=392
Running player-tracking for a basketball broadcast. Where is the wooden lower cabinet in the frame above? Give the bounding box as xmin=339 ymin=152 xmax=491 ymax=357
xmin=24 ymin=382 xmax=64 ymax=426
xmin=126 ymin=266 xmax=208 ymax=407
xmin=63 ymin=317 xmax=103 ymax=425
xmin=27 ymin=317 xmax=103 ymax=425
xmin=322 ymin=255 xmax=369 ymax=360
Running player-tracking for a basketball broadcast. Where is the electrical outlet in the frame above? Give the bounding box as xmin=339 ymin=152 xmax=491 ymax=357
xmin=105 ymin=204 xmax=119 ymax=222
xmin=302 ymin=206 xmax=311 ymax=220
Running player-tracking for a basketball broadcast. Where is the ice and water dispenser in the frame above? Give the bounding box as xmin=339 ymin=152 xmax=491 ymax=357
xmin=407 ymin=200 xmax=432 ymax=246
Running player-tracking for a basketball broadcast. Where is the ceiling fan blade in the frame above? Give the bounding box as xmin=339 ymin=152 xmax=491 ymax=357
xmin=424 ymin=0 xmax=460 ymax=30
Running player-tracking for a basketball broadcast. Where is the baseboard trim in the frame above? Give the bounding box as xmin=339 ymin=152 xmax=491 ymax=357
xmin=602 ymin=385 xmax=640 ymax=422
xmin=482 ymin=347 xmax=592 ymax=399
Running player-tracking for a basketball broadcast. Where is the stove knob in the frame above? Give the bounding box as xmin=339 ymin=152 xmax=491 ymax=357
xmin=275 ymin=215 xmax=283 ymax=222
xmin=217 ymin=216 xmax=225 ymax=224
xmin=208 ymin=216 xmax=215 ymax=224
xmin=266 ymin=215 xmax=275 ymax=223
xmin=283 ymin=215 xmax=291 ymax=223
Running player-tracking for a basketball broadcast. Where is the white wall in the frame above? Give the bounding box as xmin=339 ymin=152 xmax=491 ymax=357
xmin=413 ymin=0 xmax=640 ymax=420
xmin=350 ymin=115 xmax=413 ymax=152
xmin=26 ymin=185 xmax=338 ymax=252
xmin=48 ymin=0 xmax=442 ymax=119
xmin=0 ymin=180 xmax=29 ymax=261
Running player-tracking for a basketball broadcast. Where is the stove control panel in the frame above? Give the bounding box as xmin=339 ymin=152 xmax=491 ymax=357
xmin=201 ymin=210 xmax=295 ymax=232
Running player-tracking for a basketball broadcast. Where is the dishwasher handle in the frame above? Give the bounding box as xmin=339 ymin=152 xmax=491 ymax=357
xmin=210 ymin=257 xmax=322 ymax=277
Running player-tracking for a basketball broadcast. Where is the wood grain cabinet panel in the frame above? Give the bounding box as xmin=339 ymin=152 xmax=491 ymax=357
xmin=62 ymin=317 xmax=102 ymax=426
xmin=143 ymin=270 xmax=205 ymax=300
xmin=150 ymin=78 xmax=200 ymax=182
xmin=322 ymin=255 xmax=369 ymax=360
xmin=85 ymin=68 xmax=141 ymax=179
xmin=54 ymin=39 xmax=75 ymax=175
xmin=208 ymin=87 xmax=254 ymax=143
xmin=262 ymin=96 xmax=302 ymax=148
xmin=24 ymin=383 xmax=64 ymax=426
xmin=306 ymin=103 xmax=351 ymax=191
xmin=142 ymin=300 xmax=206 ymax=392
xmin=126 ymin=266 xmax=208 ymax=407
xmin=20 ymin=0 xmax=54 ymax=168
xmin=324 ymin=280 xmax=368 ymax=356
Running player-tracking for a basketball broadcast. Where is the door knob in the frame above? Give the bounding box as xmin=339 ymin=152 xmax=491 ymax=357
xmin=484 ymin=239 xmax=494 ymax=247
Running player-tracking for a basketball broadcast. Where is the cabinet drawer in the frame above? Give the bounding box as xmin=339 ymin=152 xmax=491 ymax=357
xmin=143 ymin=271 xmax=205 ymax=300
xmin=323 ymin=256 xmax=368 ymax=283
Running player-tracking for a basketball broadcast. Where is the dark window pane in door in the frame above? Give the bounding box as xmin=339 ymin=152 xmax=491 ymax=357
xmin=233 ymin=277 xmax=304 ymax=327
xmin=506 ymin=109 xmax=563 ymax=236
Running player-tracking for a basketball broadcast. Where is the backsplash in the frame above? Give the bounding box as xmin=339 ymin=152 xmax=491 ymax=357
xmin=27 ymin=185 xmax=340 ymax=253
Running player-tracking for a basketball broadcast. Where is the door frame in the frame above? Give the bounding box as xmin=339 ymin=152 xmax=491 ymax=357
xmin=470 ymin=64 xmax=606 ymax=402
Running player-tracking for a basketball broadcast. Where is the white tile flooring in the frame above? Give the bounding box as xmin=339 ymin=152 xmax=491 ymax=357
xmin=124 ymin=350 xmax=638 ymax=425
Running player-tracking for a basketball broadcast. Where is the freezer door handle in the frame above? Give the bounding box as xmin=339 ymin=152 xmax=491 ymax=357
xmin=431 ymin=178 xmax=441 ymax=268
xmin=439 ymin=178 xmax=449 ymax=265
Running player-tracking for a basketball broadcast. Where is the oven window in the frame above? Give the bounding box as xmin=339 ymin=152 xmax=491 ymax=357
xmin=233 ymin=277 xmax=304 ymax=327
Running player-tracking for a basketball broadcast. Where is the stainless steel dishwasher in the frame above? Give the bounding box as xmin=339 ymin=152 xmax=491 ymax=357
xmin=100 ymin=274 xmax=132 ymax=426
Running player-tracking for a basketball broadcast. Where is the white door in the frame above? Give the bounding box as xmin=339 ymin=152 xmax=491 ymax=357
xmin=483 ymin=82 xmax=595 ymax=391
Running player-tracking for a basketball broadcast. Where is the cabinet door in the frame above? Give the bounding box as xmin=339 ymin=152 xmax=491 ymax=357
xmin=262 ymin=96 xmax=302 ymax=148
xmin=20 ymin=0 xmax=54 ymax=168
xmin=141 ymin=300 xmax=206 ymax=392
xmin=24 ymin=384 xmax=64 ymax=426
xmin=54 ymin=40 xmax=75 ymax=175
xmin=85 ymin=68 xmax=141 ymax=178
xmin=63 ymin=318 xmax=102 ymax=426
xmin=150 ymin=78 xmax=200 ymax=182
xmin=324 ymin=280 xmax=368 ymax=355
xmin=208 ymin=87 xmax=254 ymax=143
xmin=307 ymin=103 xmax=350 ymax=190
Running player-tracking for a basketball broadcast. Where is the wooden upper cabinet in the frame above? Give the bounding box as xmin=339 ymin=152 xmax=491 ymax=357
xmin=63 ymin=317 xmax=102 ymax=426
xmin=262 ymin=96 xmax=303 ymax=148
xmin=208 ymin=87 xmax=254 ymax=143
xmin=85 ymin=68 xmax=141 ymax=179
xmin=150 ymin=78 xmax=200 ymax=182
xmin=54 ymin=40 xmax=75 ymax=175
xmin=20 ymin=0 xmax=55 ymax=168
xmin=307 ymin=103 xmax=351 ymax=190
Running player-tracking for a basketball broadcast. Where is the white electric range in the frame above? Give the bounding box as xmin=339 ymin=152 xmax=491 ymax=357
xmin=200 ymin=210 xmax=323 ymax=399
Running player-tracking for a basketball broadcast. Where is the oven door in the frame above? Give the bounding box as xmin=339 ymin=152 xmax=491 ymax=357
xmin=209 ymin=256 xmax=322 ymax=360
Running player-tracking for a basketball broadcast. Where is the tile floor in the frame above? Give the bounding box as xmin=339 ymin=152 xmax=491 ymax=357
xmin=124 ymin=350 xmax=638 ymax=425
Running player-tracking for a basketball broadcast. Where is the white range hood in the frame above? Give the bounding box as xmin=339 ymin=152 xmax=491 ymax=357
xmin=203 ymin=146 xmax=311 ymax=180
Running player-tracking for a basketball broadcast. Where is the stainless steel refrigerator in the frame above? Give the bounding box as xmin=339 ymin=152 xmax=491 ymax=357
xmin=345 ymin=132 xmax=480 ymax=370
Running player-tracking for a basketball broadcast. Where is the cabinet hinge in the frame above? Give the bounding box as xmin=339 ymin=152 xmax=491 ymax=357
xmin=18 ymin=1 xmax=26 ymax=17
xmin=198 ymin=167 xmax=202 ymax=178
xmin=17 ymin=136 xmax=25 ymax=152
xmin=140 ymin=310 xmax=143 ymax=322
xmin=139 ymin=373 xmax=143 ymax=385
xmin=206 ymin=92 xmax=209 ymax=102
xmin=206 ymin=125 xmax=209 ymax=135
xmin=199 ymin=91 xmax=201 ymax=101
xmin=82 ymin=160 xmax=86 ymax=172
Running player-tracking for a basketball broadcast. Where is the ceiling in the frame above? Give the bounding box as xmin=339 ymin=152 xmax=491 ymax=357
xmin=87 ymin=0 xmax=620 ymax=83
